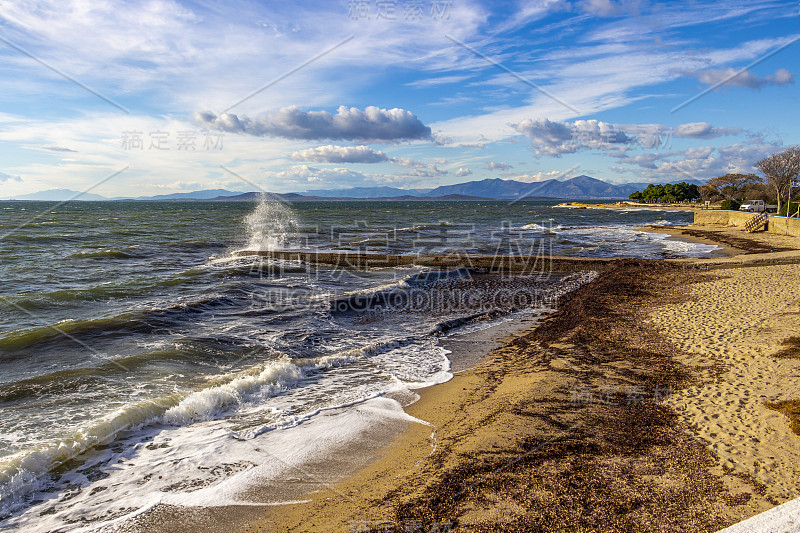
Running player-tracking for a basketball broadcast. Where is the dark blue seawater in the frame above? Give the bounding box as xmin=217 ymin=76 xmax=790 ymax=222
xmin=0 ymin=199 xmax=712 ymax=530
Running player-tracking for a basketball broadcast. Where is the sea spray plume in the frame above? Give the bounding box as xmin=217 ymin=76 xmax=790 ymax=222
xmin=244 ymin=194 xmax=299 ymax=250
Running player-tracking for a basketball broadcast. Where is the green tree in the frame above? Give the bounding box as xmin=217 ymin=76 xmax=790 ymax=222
xmin=629 ymin=182 xmax=701 ymax=203
xmin=643 ymin=184 xmax=665 ymax=201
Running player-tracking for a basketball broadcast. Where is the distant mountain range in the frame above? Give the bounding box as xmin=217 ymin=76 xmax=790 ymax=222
xmin=115 ymin=189 xmax=245 ymax=201
xmin=3 ymin=189 xmax=247 ymax=201
xmin=300 ymin=176 xmax=641 ymax=199
xmin=303 ymin=186 xmax=432 ymax=198
xmin=5 ymin=188 xmax=110 ymax=202
xmin=2 ymin=176 xmax=706 ymax=202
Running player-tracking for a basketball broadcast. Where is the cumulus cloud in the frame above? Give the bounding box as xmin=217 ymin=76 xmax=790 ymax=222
xmin=485 ymin=161 xmax=513 ymax=171
xmin=696 ymin=68 xmax=795 ymax=89
xmin=617 ymin=146 xmax=714 ymax=171
xmin=684 ymin=146 xmax=715 ymax=159
xmin=400 ymin=168 xmax=446 ymax=178
xmin=389 ymin=157 xmax=448 ymax=175
xmin=672 ymin=122 xmax=739 ymax=139
xmin=267 ymin=165 xmax=367 ymax=182
xmin=514 ymin=118 xmax=741 ymax=155
xmin=512 ymin=118 xmax=634 ymax=156
xmin=194 ymin=106 xmax=432 ymax=143
xmin=615 ymin=138 xmax=784 ymax=182
xmin=288 ymin=145 xmax=446 ymax=176
xmin=619 ymin=152 xmax=671 ymax=169
xmin=505 ymin=170 xmax=564 ymax=183
xmin=455 ymin=167 xmax=472 ymax=177
xmin=290 ymin=145 xmax=389 ymax=163
xmin=0 ymin=171 xmax=22 ymax=183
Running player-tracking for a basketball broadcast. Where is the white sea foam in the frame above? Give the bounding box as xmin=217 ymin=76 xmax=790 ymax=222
xmin=243 ymin=194 xmax=299 ymax=251
xmin=557 ymin=226 xmax=719 ymax=258
xmin=521 ymin=223 xmax=548 ymax=231
xmin=659 ymin=236 xmax=719 ymax=257
xmin=3 ymin=397 xmax=430 ymax=533
xmin=0 ymin=335 xmax=452 ymax=527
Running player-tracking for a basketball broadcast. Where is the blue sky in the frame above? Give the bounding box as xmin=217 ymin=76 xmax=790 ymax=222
xmin=0 ymin=0 xmax=798 ymax=196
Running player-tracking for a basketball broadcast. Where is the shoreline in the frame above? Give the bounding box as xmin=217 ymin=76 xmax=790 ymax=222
xmin=110 ymin=293 xmax=565 ymax=533
xmin=240 ymin=226 xmax=800 ymax=533
xmin=635 ymin=225 xmax=740 ymax=257
xmin=107 ymin=225 xmax=800 ymax=533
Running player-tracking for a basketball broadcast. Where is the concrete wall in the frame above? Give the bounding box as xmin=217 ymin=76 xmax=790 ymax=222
xmin=768 ymin=215 xmax=800 ymax=237
xmin=694 ymin=210 xmax=800 ymax=237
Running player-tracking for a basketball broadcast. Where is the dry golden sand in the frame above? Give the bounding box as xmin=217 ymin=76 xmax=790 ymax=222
xmin=649 ymin=262 xmax=800 ymax=510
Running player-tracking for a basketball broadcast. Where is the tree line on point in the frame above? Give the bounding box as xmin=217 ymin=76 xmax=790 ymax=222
xmin=628 ymin=146 xmax=800 ymax=215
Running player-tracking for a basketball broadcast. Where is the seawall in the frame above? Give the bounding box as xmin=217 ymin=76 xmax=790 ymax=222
xmin=694 ymin=210 xmax=800 ymax=237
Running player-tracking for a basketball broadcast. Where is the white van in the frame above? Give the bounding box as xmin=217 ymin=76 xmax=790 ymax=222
xmin=740 ymin=200 xmax=779 ymax=213
xmin=740 ymin=200 xmax=765 ymax=212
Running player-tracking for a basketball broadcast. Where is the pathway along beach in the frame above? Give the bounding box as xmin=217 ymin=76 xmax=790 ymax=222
xmin=234 ymin=224 xmax=800 ymax=533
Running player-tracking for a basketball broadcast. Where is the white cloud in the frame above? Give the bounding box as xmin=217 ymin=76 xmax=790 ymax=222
xmin=151 ymin=180 xmax=234 ymax=191
xmin=614 ymin=139 xmax=784 ymax=181
xmin=290 ymin=145 xmax=388 ymax=163
xmin=389 ymin=157 xmax=448 ymax=175
xmin=41 ymin=145 xmax=78 ymax=153
xmin=455 ymin=167 xmax=472 ymax=177
xmin=264 ymin=164 xmax=368 ymax=184
xmin=672 ymin=122 xmax=739 ymax=139
xmin=505 ymin=170 xmax=564 ymax=183
xmin=0 ymin=0 xmax=488 ymax=114
xmin=684 ymin=146 xmax=715 ymax=159
xmin=582 ymin=0 xmax=622 ymax=17
xmin=433 ymin=28 xmax=795 ymax=145
xmin=618 ymin=152 xmax=671 ymax=169
xmin=0 ymin=171 xmax=23 ymax=182
xmin=696 ymin=67 xmax=795 ymax=89
xmin=513 ymin=118 xmax=633 ymax=155
xmin=194 ymin=106 xmax=432 ymax=143
xmin=405 ymin=75 xmax=473 ymax=88
xmin=485 ymin=161 xmax=513 ymax=171
xmin=512 ymin=118 xmax=740 ymax=156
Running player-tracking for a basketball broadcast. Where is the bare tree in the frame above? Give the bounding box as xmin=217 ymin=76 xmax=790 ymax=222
xmin=698 ymin=185 xmax=720 ymax=202
xmin=755 ymin=146 xmax=800 ymax=215
xmin=744 ymin=183 xmax=772 ymax=202
xmin=706 ymin=173 xmax=762 ymax=201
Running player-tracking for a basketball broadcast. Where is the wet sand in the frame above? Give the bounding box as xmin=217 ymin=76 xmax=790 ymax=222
xmin=109 ymin=285 xmax=564 ymax=533
xmin=640 ymin=224 xmax=800 ymax=256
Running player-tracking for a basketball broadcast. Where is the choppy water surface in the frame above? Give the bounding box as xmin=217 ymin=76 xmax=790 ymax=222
xmin=0 ymin=198 xmax=714 ymax=531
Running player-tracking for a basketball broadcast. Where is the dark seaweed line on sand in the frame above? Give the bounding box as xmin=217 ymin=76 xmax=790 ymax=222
xmin=373 ymin=260 xmax=768 ymax=533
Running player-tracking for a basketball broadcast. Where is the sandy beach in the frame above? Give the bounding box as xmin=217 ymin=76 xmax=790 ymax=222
xmin=236 ymin=225 xmax=800 ymax=533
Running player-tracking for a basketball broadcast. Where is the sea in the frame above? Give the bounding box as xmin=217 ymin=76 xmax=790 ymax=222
xmin=0 ymin=198 xmax=718 ymax=531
